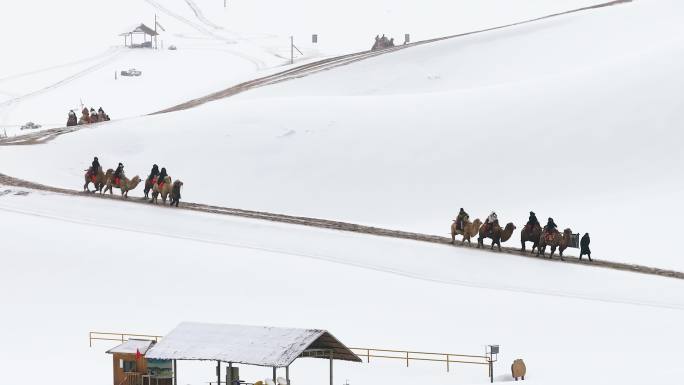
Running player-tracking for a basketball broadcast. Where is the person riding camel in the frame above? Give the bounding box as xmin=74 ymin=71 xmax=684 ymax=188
xmin=157 ymin=167 xmax=168 ymax=188
xmin=67 ymin=110 xmax=77 ymax=126
xmin=89 ymin=108 xmax=99 ymax=123
xmin=147 ymin=164 xmax=160 ymax=184
xmin=98 ymin=107 xmax=110 ymax=121
xmin=455 ymin=208 xmax=469 ymax=231
xmin=89 ymin=157 xmax=101 ymax=179
xmin=483 ymin=211 xmax=498 ymax=235
xmin=543 ymin=217 xmax=558 ymax=239
xmin=78 ymin=108 xmax=90 ymax=125
xmin=113 ymin=163 xmax=125 ymax=186
xmin=526 ymin=211 xmax=540 ymax=230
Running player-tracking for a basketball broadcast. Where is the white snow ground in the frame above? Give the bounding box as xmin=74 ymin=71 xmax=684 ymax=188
xmin=0 ymin=187 xmax=683 ymax=385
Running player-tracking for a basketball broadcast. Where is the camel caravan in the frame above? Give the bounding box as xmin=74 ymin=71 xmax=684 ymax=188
xmin=83 ymin=157 xmax=183 ymax=207
xmin=67 ymin=107 xmax=110 ymax=127
xmin=452 ymin=209 xmax=592 ymax=261
xmin=371 ymin=34 xmax=396 ymax=51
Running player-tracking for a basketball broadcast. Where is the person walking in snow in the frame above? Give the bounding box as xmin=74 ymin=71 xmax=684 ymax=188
xmin=580 ymin=233 xmax=592 ymax=261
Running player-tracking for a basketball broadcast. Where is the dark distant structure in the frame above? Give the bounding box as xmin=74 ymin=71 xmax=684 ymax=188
xmin=120 ymin=24 xmax=159 ymax=49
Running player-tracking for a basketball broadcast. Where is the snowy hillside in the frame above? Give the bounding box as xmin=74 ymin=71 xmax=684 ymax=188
xmin=0 ymin=0 xmax=598 ymax=133
xmin=2 ymin=1 xmax=683 ymax=385
xmin=1 ymin=187 xmax=683 ymax=385
xmin=2 ymin=0 xmax=683 ymax=269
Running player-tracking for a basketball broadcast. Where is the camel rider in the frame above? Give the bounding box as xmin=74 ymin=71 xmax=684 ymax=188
xmin=543 ymin=217 xmax=558 ymax=234
xmin=113 ymin=163 xmax=125 ymax=185
xmin=455 ymin=208 xmax=469 ymax=231
xmin=157 ymin=167 xmax=168 ymax=187
xmin=67 ymin=110 xmax=77 ymax=126
xmin=526 ymin=211 xmax=540 ymax=230
xmin=89 ymin=157 xmax=101 ymax=178
xmin=484 ymin=211 xmax=498 ymax=235
xmin=147 ymin=164 xmax=160 ymax=184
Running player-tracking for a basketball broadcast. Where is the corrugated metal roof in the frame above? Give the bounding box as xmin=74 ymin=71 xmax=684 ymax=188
xmin=107 ymin=339 xmax=155 ymax=355
xmin=145 ymin=322 xmax=361 ymax=367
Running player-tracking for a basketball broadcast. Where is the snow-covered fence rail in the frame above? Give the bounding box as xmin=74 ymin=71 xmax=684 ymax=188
xmin=89 ymin=331 xmax=162 ymax=347
xmin=348 ymin=347 xmax=490 ymax=371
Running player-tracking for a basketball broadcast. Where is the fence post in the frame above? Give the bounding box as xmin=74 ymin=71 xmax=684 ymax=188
xmin=367 ymin=349 xmax=370 ymax=363
xmin=446 ymin=354 xmax=449 ymax=372
xmin=406 ymin=351 xmax=409 ymax=367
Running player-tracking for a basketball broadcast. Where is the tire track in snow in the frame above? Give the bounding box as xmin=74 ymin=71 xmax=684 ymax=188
xmin=142 ymin=0 xmax=265 ymax=70
xmin=0 ymin=47 xmax=121 ymax=84
xmin=1 ymin=171 xmax=682 ymax=283
xmin=183 ymin=0 xmax=224 ymax=31
xmin=0 ymin=48 xmax=128 ymax=109
xmin=0 ymin=201 xmax=682 ymax=311
xmin=0 ymin=0 xmax=632 ymax=145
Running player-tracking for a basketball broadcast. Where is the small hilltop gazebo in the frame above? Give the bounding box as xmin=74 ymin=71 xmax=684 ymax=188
xmin=106 ymin=322 xmax=361 ymax=385
xmin=120 ymin=23 xmax=159 ymax=48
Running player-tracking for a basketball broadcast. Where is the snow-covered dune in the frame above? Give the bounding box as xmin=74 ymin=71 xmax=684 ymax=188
xmin=1 ymin=188 xmax=682 ymax=385
xmin=1 ymin=0 xmax=683 ymax=269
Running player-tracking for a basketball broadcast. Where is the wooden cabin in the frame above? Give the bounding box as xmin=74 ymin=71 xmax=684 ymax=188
xmin=107 ymin=339 xmax=172 ymax=385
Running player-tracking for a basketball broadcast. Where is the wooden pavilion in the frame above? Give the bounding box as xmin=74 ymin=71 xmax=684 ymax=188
xmin=120 ymin=24 xmax=159 ymax=49
xmin=105 ymin=322 xmax=361 ymax=385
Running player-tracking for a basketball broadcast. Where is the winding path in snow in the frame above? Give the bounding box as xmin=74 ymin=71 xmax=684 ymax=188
xmin=0 ymin=170 xmax=680 ymax=282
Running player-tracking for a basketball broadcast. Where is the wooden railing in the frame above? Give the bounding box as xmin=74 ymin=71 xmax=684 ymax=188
xmin=348 ymin=347 xmax=490 ymax=372
xmin=89 ymin=331 xmax=162 ymax=347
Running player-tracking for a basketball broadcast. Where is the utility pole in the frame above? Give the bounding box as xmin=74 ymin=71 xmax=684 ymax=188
xmin=154 ymin=13 xmax=158 ymax=49
xmin=290 ymin=36 xmax=294 ymax=65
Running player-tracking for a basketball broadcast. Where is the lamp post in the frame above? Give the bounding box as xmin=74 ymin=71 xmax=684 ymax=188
xmin=486 ymin=345 xmax=499 ymax=383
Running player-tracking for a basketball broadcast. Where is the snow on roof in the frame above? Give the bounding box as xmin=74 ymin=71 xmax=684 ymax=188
xmin=120 ymin=23 xmax=159 ymax=36
xmin=107 ymin=339 xmax=156 ymax=355
xmin=145 ymin=322 xmax=361 ymax=367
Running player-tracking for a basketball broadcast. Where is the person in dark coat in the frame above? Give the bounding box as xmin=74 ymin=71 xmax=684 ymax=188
xmin=157 ymin=167 xmax=168 ymax=186
xmin=580 ymin=233 xmax=592 ymax=261
xmin=147 ymin=164 xmax=160 ymax=183
xmin=113 ymin=163 xmax=124 ymax=184
xmin=543 ymin=217 xmax=557 ymax=234
xmin=90 ymin=156 xmax=101 ymax=177
xmin=455 ymin=208 xmax=469 ymax=231
xmin=526 ymin=211 xmax=540 ymax=229
xmin=67 ymin=110 xmax=77 ymax=126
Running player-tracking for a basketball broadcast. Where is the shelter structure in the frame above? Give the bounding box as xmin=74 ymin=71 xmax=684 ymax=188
xmin=105 ymin=322 xmax=361 ymax=385
xmin=120 ymin=24 xmax=159 ymax=48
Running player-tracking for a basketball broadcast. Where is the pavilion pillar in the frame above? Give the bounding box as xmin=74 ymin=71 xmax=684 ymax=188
xmin=329 ymin=351 xmax=333 ymax=385
xmin=217 ymin=361 xmax=221 ymax=385
xmin=285 ymin=366 xmax=290 ymax=385
xmin=228 ymin=362 xmax=233 ymax=385
xmin=272 ymin=367 xmax=276 ymax=383
xmin=173 ymin=359 xmax=177 ymax=385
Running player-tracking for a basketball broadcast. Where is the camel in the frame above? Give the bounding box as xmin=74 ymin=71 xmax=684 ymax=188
xmin=538 ymin=228 xmax=572 ymax=260
xmin=520 ymin=224 xmax=542 ymax=254
xmin=83 ymin=167 xmax=106 ymax=193
xmin=151 ymin=176 xmax=173 ymax=204
xmin=477 ymin=222 xmax=516 ymax=251
xmin=103 ymin=170 xmax=141 ymax=197
xmin=169 ymin=180 xmax=183 ymax=207
xmin=451 ymin=218 xmax=482 ymax=245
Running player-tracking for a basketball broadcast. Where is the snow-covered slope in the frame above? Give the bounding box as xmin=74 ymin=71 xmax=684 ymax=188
xmin=1 ymin=0 xmax=683 ymax=270
xmin=0 ymin=0 xmax=598 ymax=133
xmin=1 ymin=187 xmax=682 ymax=385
